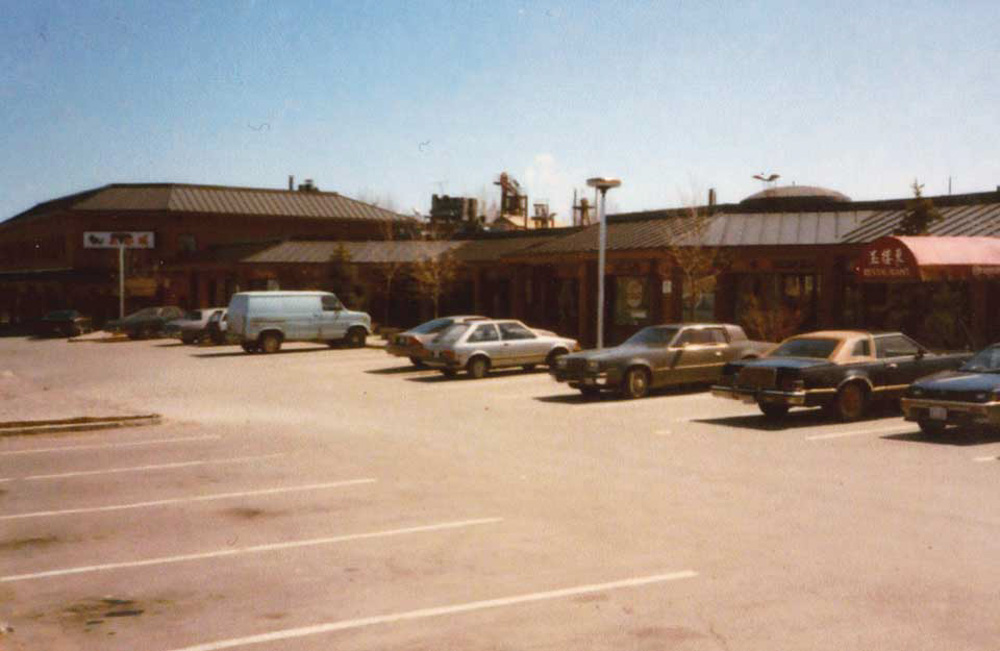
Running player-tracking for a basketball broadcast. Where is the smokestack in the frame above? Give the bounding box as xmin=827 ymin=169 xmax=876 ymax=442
xmin=708 ymin=188 xmax=717 ymax=207
xmin=288 ymin=175 xmax=294 ymax=191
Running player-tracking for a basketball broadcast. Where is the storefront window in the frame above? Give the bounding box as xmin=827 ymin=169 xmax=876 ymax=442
xmin=614 ymin=277 xmax=649 ymax=326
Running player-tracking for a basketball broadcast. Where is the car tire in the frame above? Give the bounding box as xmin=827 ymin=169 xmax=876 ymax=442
xmin=345 ymin=327 xmax=367 ymax=348
xmin=259 ymin=333 xmax=282 ymax=354
xmin=241 ymin=342 xmax=258 ymax=353
xmin=409 ymin=356 xmax=427 ymax=368
xmin=759 ymin=403 xmax=789 ymax=419
xmin=621 ymin=367 xmax=650 ymax=400
xmin=834 ymin=382 xmax=868 ymax=421
xmin=918 ymin=418 xmax=946 ymax=437
xmin=545 ymin=348 xmax=568 ymax=367
xmin=467 ymin=356 xmax=490 ymax=379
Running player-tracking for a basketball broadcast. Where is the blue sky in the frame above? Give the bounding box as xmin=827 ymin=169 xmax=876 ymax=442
xmin=2 ymin=1 xmax=998 ymax=224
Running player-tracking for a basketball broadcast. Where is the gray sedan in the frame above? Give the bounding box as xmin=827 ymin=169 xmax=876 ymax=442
xmin=423 ymin=319 xmax=579 ymax=378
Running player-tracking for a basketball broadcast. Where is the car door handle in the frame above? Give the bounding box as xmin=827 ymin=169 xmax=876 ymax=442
xmin=887 ymin=363 xmax=899 ymax=369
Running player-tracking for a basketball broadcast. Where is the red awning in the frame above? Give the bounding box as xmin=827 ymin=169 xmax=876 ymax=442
xmin=856 ymin=236 xmax=1000 ymax=281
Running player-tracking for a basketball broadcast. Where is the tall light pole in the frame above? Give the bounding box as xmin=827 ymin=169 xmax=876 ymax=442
xmin=586 ymin=176 xmax=621 ymax=349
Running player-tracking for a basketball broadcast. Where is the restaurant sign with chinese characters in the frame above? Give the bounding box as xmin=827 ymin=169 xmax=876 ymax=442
xmin=856 ymin=236 xmax=920 ymax=281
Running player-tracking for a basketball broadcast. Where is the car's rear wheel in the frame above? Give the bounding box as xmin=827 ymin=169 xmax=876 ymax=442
xmin=409 ymin=356 xmax=426 ymax=368
xmin=259 ymin=333 xmax=282 ymax=354
xmin=345 ymin=327 xmax=367 ymax=348
xmin=834 ymin=382 xmax=868 ymax=421
xmin=621 ymin=367 xmax=650 ymax=399
xmin=467 ymin=356 xmax=490 ymax=379
xmin=759 ymin=403 xmax=789 ymax=419
xmin=918 ymin=418 xmax=946 ymax=437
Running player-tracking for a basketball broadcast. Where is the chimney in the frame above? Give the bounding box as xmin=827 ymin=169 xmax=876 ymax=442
xmin=708 ymin=188 xmax=717 ymax=212
xmin=288 ymin=175 xmax=294 ymax=191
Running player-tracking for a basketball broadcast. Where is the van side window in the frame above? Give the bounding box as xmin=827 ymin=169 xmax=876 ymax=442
xmin=321 ymin=295 xmax=342 ymax=311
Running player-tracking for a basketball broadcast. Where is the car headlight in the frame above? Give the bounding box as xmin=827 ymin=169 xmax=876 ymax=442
xmin=587 ymin=360 xmax=600 ymax=372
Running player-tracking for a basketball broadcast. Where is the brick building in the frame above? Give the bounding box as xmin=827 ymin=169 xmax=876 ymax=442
xmin=0 ymin=182 xmax=411 ymax=326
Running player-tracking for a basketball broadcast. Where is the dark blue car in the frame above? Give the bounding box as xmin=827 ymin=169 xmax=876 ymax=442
xmin=902 ymin=344 xmax=1000 ymax=435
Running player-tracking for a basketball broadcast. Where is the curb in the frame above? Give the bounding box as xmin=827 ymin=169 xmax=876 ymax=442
xmin=0 ymin=414 xmax=161 ymax=437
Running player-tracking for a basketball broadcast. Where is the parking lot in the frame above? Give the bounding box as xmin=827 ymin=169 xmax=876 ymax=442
xmin=2 ymin=336 xmax=1000 ymax=651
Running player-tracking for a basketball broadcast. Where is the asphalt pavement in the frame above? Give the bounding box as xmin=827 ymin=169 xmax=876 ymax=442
xmin=1 ymin=336 xmax=999 ymax=650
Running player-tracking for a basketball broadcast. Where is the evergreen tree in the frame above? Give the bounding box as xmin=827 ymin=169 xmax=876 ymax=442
xmin=894 ymin=180 xmax=943 ymax=236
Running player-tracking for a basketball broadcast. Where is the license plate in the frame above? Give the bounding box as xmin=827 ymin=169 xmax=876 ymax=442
xmin=929 ymin=406 xmax=948 ymax=421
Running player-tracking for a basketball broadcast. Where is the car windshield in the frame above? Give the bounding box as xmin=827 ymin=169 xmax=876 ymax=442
xmin=44 ymin=310 xmax=76 ymax=319
xmin=770 ymin=338 xmax=839 ymax=359
xmin=411 ymin=318 xmax=453 ymax=335
xmin=960 ymin=347 xmax=1000 ymax=372
xmin=623 ymin=327 xmax=679 ymax=346
xmin=433 ymin=323 xmax=470 ymax=344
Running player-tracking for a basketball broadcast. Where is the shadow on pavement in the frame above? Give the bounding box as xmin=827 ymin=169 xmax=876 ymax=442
xmin=191 ymin=346 xmax=330 ymax=359
xmin=366 ymin=365 xmax=431 ymax=375
xmin=406 ymin=367 xmax=545 ymax=383
xmin=694 ymin=408 xmax=899 ymax=432
xmin=884 ymin=427 xmax=1000 ymax=446
xmin=534 ymin=384 xmax=712 ymax=405
xmin=155 ymin=342 xmax=186 ymax=348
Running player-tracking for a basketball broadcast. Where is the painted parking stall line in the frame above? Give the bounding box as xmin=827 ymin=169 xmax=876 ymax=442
xmin=0 ymin=479 xmax=376 ymax=521
xmin=0 ymin=434 xmax=222 ymax=456
xmin=162 ymin=570 xmax=698 ymax=651
xmin=805 ymin=425 xmax=916 ymax=441
xmin=1 ymin=517 xmax=503 ymax=583
xmin=2 ymin=453 xmax=284 ymax=482
xmin=973 ymin=455 xmax=998 ymax=463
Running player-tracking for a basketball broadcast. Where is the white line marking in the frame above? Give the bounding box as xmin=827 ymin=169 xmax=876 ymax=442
xmin=0 ymin=517 xmax=502 ymax=583
xmin=806 ymin=426 xmax=916 ymax=441
xmin=163 ymin=570 xmax=698 ymax=651
xmin=654 ymin=430 xmax=672 ymax=436
xmin=0 ymin=434 xmax=221 ymax=456
xmin=3 ymin=454 xmax=283 ymax=482
xmin=973 ymin=456 xmax=998 ymax=463
xmin=0 ymin=479 xmax=375 ymax=521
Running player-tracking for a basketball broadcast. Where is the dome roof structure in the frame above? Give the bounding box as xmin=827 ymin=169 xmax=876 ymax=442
xmin=739 ymin=185 xmax=852 ymax=211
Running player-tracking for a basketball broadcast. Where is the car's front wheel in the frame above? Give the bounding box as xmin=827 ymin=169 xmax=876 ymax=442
xmin=621 ymin=367 xmax=650 ymax=399
xmin=759 ymin=403 xmax=789 ymax=419
xmin=834 ymin=382 xmax=868 ymax=421
xmin=918 ymin=418 xmax=946 ymax=437
xmin=467 ymin=356 xmax=490 ymax=379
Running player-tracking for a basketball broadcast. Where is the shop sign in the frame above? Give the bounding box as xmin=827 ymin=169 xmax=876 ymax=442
xmin=84 ymin=232 xmax=155 ymax=249
xmin=856 ymin=240 xmax=918 ymax=280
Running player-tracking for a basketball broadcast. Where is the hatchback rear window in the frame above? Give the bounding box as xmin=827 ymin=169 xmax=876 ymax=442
xmin=434 ymin=323 xmax=469 ymax=344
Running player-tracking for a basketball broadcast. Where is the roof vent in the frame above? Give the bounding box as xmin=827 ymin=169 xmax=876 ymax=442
xmin=297 ymin=179 xmax=319 ymax=192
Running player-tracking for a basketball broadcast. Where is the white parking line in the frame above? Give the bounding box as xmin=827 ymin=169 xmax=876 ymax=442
xmin=1 ymin=453 xmax=283 ymax=482
xmin=0 ymin=434 xmax=221 ymax=456
xmin=163 ymin=570 xmax=698 ymax=651
xmin=0 ymin=517 xmax=502 ymax=583
xmin=0 ymin=479 xmax=375 ymax=521
xmin=805 ymin=425 xmax=916 ymax=441
xmin=973 ymin=455 xmax=998 ymax=463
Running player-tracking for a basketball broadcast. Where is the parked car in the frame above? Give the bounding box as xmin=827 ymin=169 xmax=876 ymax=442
xmin=423 ymin=319 xmax=578 ymax=378
xmin=387 ymin=315 xmax=487 ymax=366
xmin=712 ymin=330 xmax=972 ymax=421
xmin=551 ymin=323 xmax=772 ymax=399
xmin=205 ymin=308 xmax=228 ymax=345
xmin=901 ymin=343 xmax=1000 ymax=435
xmin=164 ymin=307 xmax=227 ymax=344
xmin=34 ymin=310 xmax=93 ymax=338
xmin=107 ymin=306 xmax=186 ymax=340
xmin=226 ymin=291 xmax=372 ymax=354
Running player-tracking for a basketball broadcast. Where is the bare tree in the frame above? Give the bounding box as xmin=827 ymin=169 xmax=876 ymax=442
xmin=666 ymin=198 xmax=725 ymax=322
xmin=411 ymin=238 xmax=458 ymax=318
xmin=374 ymin=219 xmax=405 ymax=329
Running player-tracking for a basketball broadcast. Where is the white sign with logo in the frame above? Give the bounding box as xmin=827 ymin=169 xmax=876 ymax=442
xmin=84 ymin=232 xmax=155 ymax=249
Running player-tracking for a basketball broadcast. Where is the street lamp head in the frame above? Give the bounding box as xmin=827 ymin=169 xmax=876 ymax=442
xmin=586 ymin=177 xmax=621 ymax=191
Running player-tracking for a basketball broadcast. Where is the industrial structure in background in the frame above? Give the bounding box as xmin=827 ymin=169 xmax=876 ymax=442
xmin=429 ymin=194 xmax=480 ymax=235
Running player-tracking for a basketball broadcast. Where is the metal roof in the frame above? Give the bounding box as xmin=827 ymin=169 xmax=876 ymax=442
xmin=242 ymin=240 xmax=463 ymax=265
xmin=841 ymin=203 xmax=1000 ymax=242
xmin=11 ymin=183 xmax=410 ymax=224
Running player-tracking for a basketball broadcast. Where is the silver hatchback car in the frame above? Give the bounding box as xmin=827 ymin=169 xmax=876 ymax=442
xmin=423 ymin=319 xmax=578 ymax=378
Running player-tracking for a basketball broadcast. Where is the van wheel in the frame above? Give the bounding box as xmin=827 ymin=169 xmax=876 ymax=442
xmin=259 ymin=333 xmax=282 ymax=354
xmin=345 ymin=327 xmax=366 ymax=348
xmin=467 ymin=356 xmax=490 ymax=379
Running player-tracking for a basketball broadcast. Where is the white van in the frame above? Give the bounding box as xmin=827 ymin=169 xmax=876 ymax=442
xmin=226 ymin=291 xmax=372 ymax=353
